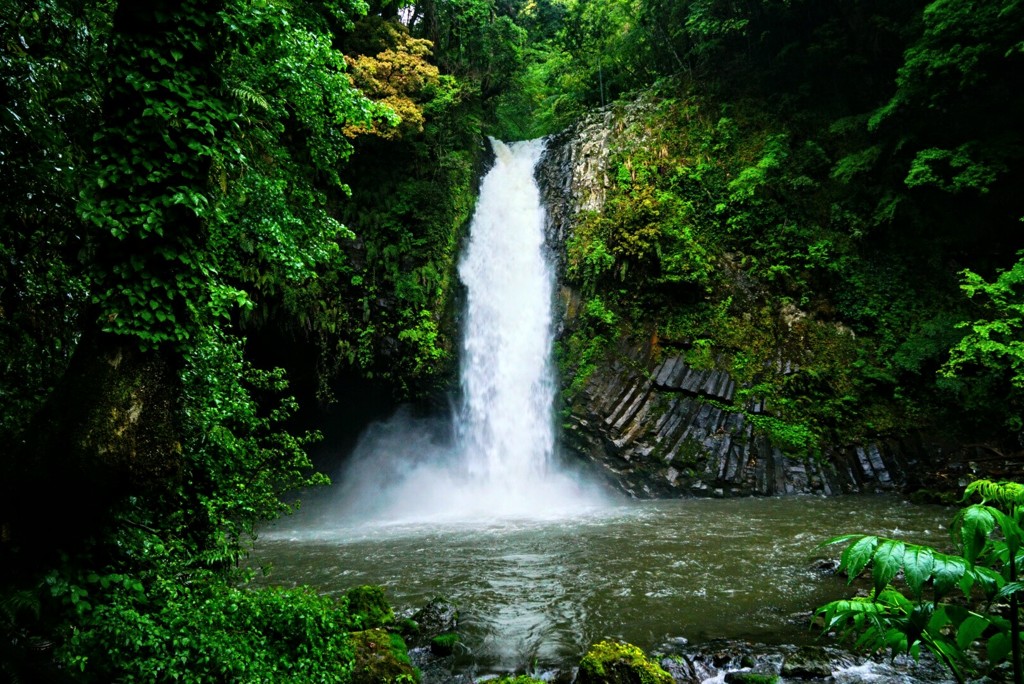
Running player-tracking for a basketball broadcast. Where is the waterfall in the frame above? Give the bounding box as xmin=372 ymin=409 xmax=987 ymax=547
xmin=457 ymin=138 xmax=554 ymax=487
xmin=328 ymin=138 xmax=605 ymax=525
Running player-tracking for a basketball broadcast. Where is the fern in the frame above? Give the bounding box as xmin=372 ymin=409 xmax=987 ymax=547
xmin=227 ymin=81 xmax=270 ymax=111
xmin=965 ymin=480 xmax=1024 ymax=509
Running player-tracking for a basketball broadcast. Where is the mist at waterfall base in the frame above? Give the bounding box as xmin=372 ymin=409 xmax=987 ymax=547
xmin=322 ymin=138 xmax=609 ymax=526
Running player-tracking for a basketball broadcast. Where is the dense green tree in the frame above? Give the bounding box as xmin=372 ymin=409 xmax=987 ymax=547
xmin=0 ymin=0 xmax=422 ymax=679
xmin=0 ymin=0 xmax=107 ymax=440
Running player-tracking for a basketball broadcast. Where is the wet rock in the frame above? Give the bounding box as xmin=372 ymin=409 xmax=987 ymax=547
xmin=406 ymin=598 xmax=459 ymax=649
xmin=780 ymin=647 xmax=834 ymax=679
xmin=403 ymin=599 xmax=462 ymax=684
xmin=658 ymin=655 xmax=700 ymax=683
xmin=809 ymin=558 xmax=840 ymax=574
xmin=659 ymin=639 xmax=955 ymax=684
xmin=712 ymin=652 xmax=732 ymax=668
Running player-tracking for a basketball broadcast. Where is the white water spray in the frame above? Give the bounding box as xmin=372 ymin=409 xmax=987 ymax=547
xmin=329 ymin=138 xmax=605 ymax=524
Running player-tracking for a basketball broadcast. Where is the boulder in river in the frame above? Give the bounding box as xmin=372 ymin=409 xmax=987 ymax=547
xmin=576 ymin=641 xmax=674 ymax=684
xmin=350 ymin=628 xmax=419 ymax=684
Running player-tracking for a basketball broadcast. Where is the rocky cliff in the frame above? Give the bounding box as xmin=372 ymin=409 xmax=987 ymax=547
xmin=536 ymin=104 xmax=969 ymax=499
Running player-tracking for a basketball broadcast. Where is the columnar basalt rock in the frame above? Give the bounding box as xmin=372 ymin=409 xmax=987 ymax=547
xmin=554 ymin=334 xmax=918 ymax=498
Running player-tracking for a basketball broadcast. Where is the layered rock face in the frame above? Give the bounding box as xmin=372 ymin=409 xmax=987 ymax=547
xmin=557 ymin=332 xmax=920 ymax=498
xmin=536 ymin=107 xmax=923 ymax=498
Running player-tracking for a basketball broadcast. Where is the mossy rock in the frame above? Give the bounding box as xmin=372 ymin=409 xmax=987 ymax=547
xmin=780 ymin=647 xmax=832 ymax=679
xmin=350 ymin=629 xmax=419 ymax=684
xmin=429 ymin=632 xmax=460 ymax=656
xmin=407 ymin=598 xmax=458 ymax=649
xmin=346 ymin=585 xmax=395 ymax=629
xmin=724 ymin=673 xmax=780 ymax=684
xmin=909 ymin=488 xmax=958 ymax=505
xmin=577 ymin=641 xmax=673 ymax=684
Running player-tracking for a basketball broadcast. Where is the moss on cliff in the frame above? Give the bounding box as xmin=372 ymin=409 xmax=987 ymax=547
xmin=547 ymin=89 xmax=1004 ymax=464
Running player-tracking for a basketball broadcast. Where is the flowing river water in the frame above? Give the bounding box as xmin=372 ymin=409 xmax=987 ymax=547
xmin=253 ymin=139 xmax=954 ymax=676
xmin=254 ymin=496 xmax=952 ymax=673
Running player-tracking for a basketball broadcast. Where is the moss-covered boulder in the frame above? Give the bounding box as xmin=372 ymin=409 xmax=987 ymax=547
xmin=780 ymin=647 xmax=832 ymax=679
xmin=346 ymin=585 xmax=395 ymax=629
xmin=429 ymin=632 xmax=460 ymax=656
xmin=350 ymin=628 xmax=419 ymax=684
xmin=577 ymin=641 xmax=673 ymax=684
xmin=488 ymin=677 xmax=547 ymax=684
xmin=724 ymin=673 xmax=780 ymax=684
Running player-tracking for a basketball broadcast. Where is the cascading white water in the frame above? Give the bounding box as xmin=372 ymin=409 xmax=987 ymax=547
xmin=325 ymin=137 xmax=605 ymax=524
xmin=457 ymin=138 xmax=555 ymax=487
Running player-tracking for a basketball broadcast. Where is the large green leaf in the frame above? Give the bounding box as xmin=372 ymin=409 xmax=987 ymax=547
xmin=992 ymin=508 xmax=1024 ymax=555
xmin=903 ymin=545 xmax=934 ymax=598
xmin=987 ymin=631 xmax=1012 ymax=666
xmin=928 ymin=638 xmax=967 ymax=684
xmin=841 ymin=535 xmax=879 ymax=580
xmin=956 ymin=505 xmax=996 ymax=564
xmin=995 ymin=581 xmax=1024 ymax=601
xmin=971 ymin=565 xmax=1004 ymax=597
xmin=873 ymin=540 xmax=906 ymax=595
xmin=822 ymin=533 xmax=868 ymax=547
xmin=956 ymin=614 xmax=990 ymax=650
xmin=964 ymin=480 xmax=1024 ymax=509
xmin=933 ymin=553 xmax=967 ymax=598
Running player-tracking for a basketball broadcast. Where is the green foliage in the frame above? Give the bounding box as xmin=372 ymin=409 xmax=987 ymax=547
xmin=944 ymin=257 xmax=1024 ymax=430
xmin=552 ymin=0 xmax=1024 ymax=451
xmin=577 ymin=640 xmax=674 ymax=684
xmin=77 ymin=0 xmax=380 ymax=349
xmin=345 ymin=585 xmax=396 ymax=629
xmin=1 ymin=1 xmax=444 ymax=681
xmin=746 ymin=414 xmax=820 ymax=459
xmin=177 ymin=330 xmax=327 ymax=565
xmin=0 ymin=1 xmax=104 ymax=440
xmin=817 ymin=480 xmax=1024 ymax=683
xmin=253 ymin=14 xmax=491 ymax=397
xmin=55 ymin=577 xmax=357 ymax=683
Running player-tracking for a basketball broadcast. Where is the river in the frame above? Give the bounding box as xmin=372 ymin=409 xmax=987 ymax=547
xmin=253 ymin=494 xmax=951 ymax=673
